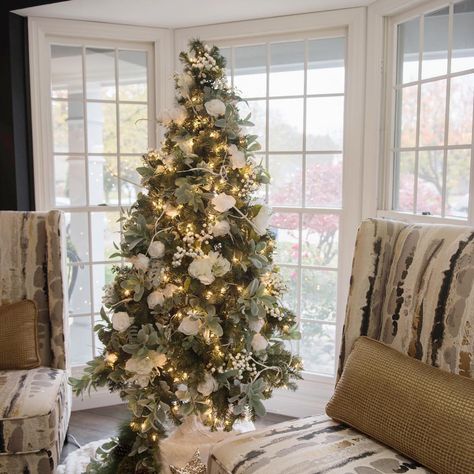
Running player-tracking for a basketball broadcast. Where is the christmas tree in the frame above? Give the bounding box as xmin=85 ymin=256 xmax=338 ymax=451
xmin=71 ymin=39 xmax=302 ymax=473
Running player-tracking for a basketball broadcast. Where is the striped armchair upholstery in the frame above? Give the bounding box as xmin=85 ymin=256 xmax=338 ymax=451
xmin=208 ymin=218 xmax=474 ymax=474
xmin=0 ymin=211 xmax=71 ymax=474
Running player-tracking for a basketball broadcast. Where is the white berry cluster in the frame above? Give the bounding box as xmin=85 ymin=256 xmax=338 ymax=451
xmin=261 ymin=271 xmax=287 ymax=297
xmin=172 ymin=225 xmax=213 ymax=267
xmin=237 ymin=167 xmax=259 ymax=198
xmin=188 ymin=45 xmax=219 ymax=79
xmin=268 ymin=306 xmax=285 ymax=321
xmin=226 ymin=350 xmax=258 ymax=380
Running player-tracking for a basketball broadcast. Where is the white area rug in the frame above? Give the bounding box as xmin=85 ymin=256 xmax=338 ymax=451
xmin=57 ymin=439 xmax=107 ymax=474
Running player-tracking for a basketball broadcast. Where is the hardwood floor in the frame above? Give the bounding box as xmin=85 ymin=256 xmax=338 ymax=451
xmin=61 ymin=405 xmax=294 ymax=463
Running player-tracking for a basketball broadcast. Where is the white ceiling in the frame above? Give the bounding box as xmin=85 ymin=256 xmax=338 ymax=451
xmin=14 ymin=0 xmax=372 ymax=29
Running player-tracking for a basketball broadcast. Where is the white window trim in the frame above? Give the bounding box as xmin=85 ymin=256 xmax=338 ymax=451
xmin=365 ymin=0 xmax=474 ymax=226
xmin=28 ymin=16 xmax=173 ymax=211
xmin=175 ymin=7 xmax=367 ymax=417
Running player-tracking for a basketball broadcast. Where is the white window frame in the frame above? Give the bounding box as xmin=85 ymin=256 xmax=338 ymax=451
xmin=175 ymin=7 xmax=366 ymax=417
xmin=29 ymin=17 xmax=173 ymax=409
xmin=365 ymin=0 xmax=474 ymax=226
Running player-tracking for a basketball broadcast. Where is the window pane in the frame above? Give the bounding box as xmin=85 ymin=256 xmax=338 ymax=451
xmin=270 ymin=212 xmax=299 ymax=265
xmin=87 ymin=102 xmax=117 ymax=153
xmin=269 ymin=98 xmax=303 ymax=151
xmin=449 ymin=74 xmax=474 ymax=145
xmin=90 ymin=211 xmax=121 ymax=261
xmin=300 ymin=321 xmax=336 ymax=375
xmin=86 ymin=48 xmax=116 ymax=100
xmin=51 ymin=45 xmax=83 ymax=100
xmin=54 ymin=155 xmax=86 ymax=207
xmin=68 ymin=265 xmax=92 ymax=314
xmin=268 ymin=155 xmax=302 ymax=206
xmin=305 ymin=154 xmax=342 ymax=208
xmin=120 ymin=155 xmax=143 ymax=206
xmin=69 ymin=317 xmax=93 ymax=365
xmin=52 ymin=100 xmax=85 ymax=153
xmin=422 ymin=7 xmax=449 ymax=79
xmin=219 ymin=47 xmax=232 ymax=81
xmin=270 ymin=41 xmax=304 ymax=97
xmin=394 ymin=151 xmax=416 ymax=212
xmin=88 ymin=155 xmax=119 ymax=206
xmin=119 ymin=103 xmax=148 ymax=153
xmin=234 ymin=44 xmax=266 ymax=98
xmin=238 ymin=100 xmax=266 ymax=151
xmin=397 ymin=17 xmax=419 ymax=84
xmin=301 ymin=269 xmax=337 ymax=320
xmin=279 ymin=266 xmax=298 ymax=314
xmin=396 ymin=85 xmax=418 ymax=148
xmin=307 ymin=37 xmax=345 ymax=95
xmin=417 ymin=150 xmax=443 ymax=215
xmin=118 ymin=50 xmax=147 ymax=102
xmin=92 ymin=263 xmax=116 ymax=312
xmin=302 ymin=214 xmax=339 ymax=267
xmin=306 ymin=97 xmax=344 ymax=151
xmin=65 ymin=212 xmax=89 ymax=263
xmin=452 ymin=0 xmax=474 ymax=73
xmin=446 ymin=149 xmax=471 ymax=218
xmin=419 ymin=79 xmax=446 ymax=146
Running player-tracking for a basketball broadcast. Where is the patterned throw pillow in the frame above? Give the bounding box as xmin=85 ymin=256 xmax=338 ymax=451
xmin=326 ymin=336 xmax=474 ymax=474
xmin=0 ymin=300 xmax=40 ymax=369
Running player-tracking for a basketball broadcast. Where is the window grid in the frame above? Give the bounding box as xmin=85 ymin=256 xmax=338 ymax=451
xmin=50 ymin=42 xmax=151 ymax=366
xmin=392 ymin=1 xmax=474 ymax=220
xmin=222 ymin=35 xmax=345 ymax=376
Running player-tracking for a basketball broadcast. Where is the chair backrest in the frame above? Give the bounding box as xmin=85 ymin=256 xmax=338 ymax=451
xmin=0 ymin=211 xmax=68 ymax=369
xmin=338 ymin=218 xmax=474 ymax=380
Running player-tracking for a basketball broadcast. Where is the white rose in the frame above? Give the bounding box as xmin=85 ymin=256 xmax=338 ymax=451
xmin=228 ymin=144 xmax=246 ymax=169
xmin=209 ymin=251 xmax=231 ymax=277
xmin=149 ymin=351 xmax=167 ymax=368
xmin=197 ymin=372 xmax=219 ymax=396
xmin=125 ymin=356 xmax=155 ymax=375
xmin=249 ymin=318 xmax=265 ymax=333
xmin=175 ymin=384 xmax=190 ymax=402
xmin=188 ymin=256 xmax=215 ymax=285
xmin=147 ymin=289 xmax=165 ymax=309
xmin=177 ymin=138 xmax=194 ymax=155
xmin=129 ymin=253 xmax=149 ymax=272
xmin=165 ymin=204 xmax=179 ymax=218
xmin=112 ymin=312 xmax=133 ymax=332
xmin=169 ymin=106 xmax=187 ymax=125
xmin=211 ymin=220 xmax=230 ymax=237
xmin=163 ymin=283 xmax=179 ymax=298
xmin=212 ymin=193 xmax=236 ymax=213
xmin=176 ymin=72 xmax=194 ymax=98
xmin=205 ymin=99 xmax=226 ymax=117
xmin=178 ymin=316 xmax=201 ymax=336
xmin=251 ymin=333 xmax=269 ymax=352
xmin=252 ymin=205 xmax=272 ymax=236
xmin=148 ymin=241 xmax=165 ymax=258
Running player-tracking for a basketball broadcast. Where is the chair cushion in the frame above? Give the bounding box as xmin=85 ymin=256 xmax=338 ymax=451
xmin=208 ymin=415 xmax=433 ymax=474
xmin=0 ymin=300 xmax=40 ymax=370
xmin=0 ymin=367 xmax=68 ymax=454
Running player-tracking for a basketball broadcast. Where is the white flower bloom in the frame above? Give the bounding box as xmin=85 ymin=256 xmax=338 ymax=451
xmin=205 ymin=98 xmax=226 ymax=117
xmin=165 ymin=204 xmax=179 ymax=218
xmin=158 ymin=106 xmax=187 ymax=126
xmin=176 ymin=72 xmax=194 ymax=98
xmin=163 ymin=283 xmax=179 ymax=298
xmin=212 ymin=193 xmax=236 ymax=213
xmin=133 ymin=375 xmax=151 ymax=388
xmin=177 ymin=138 xmax=194 ymax=155
xmin=251 ymin=333 xmax=269 ymax=351
xmin=249 ymin=318 xmax=265 ymax=333
xmin=129 ymin=253 xmax=150 ymax=272
xmin=188 ymin=256 xmax=215 ymax=285
xmin=148 ymin=241 xmax=165 ymax=258
xmin=147 ymin=289 xmax=165 ymax=309
xmin=125 ymin=356 xmax=155 ymax=375
xmin=149 ymin=351 xmax=167 ymax=368
xmin=211 ymin=219 xmax=230 ymax=237
xmin=178 ymin=316 xmax=201 ymax=336
xmin=252 ymin=205 xmax=272 ymax=236
xmin=209 ymin=251 xmax=231 ymax=277
xmin=228 ymin=144 xmax=246 ymax=169
xmin=112 ymin=312 xmax=133 ymax=332
xmin=161 ymin=154 xmax=175 ymax=169
xmin=175 ymin=384 xmax=190 ymax=402
xmin=197 ymin=372 xmax=219 ymax=396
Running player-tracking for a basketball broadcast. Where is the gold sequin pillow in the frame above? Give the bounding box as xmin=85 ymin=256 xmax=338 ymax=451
xmin=326 ymin=336 xmax=474 ymax=474
xmin=0 ymin=300 xmax=40 ymax=369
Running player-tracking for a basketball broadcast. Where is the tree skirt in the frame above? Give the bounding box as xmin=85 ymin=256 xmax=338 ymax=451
xmin=57 ymin=439 xmax=106 ymax=474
